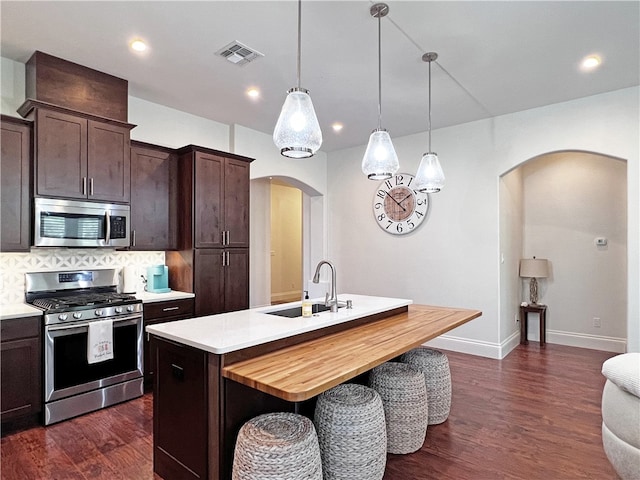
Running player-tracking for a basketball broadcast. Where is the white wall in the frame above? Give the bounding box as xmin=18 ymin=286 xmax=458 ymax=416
xmin=128 ymin=97 xmax=229 ymax=150
xmin=327 ymin=87 xmax=639 ymax=357
xmin=499 ymin=167 xmax=524 ymax=349
xmin=250 ymin=178 xmax=271 ymax=308
xmin=1 ymin=57 xmax=25 ymax=116
xmin=521 ymin=152 xmax=627 ymax=350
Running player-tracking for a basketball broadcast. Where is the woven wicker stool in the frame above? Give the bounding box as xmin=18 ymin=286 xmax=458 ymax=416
xmin=401 ymin=347 xmax=451 ymax=425
xmin=232 ymin=412 xmax=322 ymax=480
xmin=314 ymin=383 xmax=387 ymax=480
xmin=368 ymin=362 xmax=428 ymax=454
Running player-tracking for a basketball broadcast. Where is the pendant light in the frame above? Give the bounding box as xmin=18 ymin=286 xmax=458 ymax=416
xmin=361 ymin=3 xmax=399 ymax=181
xmin=414 ymin=52 xmax=445 ymax=193
xmin=273 ymin=0 xmax=322 ymax=158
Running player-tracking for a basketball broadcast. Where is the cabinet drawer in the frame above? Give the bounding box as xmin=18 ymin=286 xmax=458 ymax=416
xmin=1 ymin=316 xmax=41 ymax=342
xmin=144 ymin=298 xmax=194 ymax=320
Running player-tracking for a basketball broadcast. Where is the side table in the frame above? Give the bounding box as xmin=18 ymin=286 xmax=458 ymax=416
xmin=520 ymin=304 xmax=547 ymax=347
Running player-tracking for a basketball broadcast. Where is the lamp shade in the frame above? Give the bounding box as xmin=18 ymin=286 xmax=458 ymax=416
xmin=519 ymin=258 xmax=549 ymax=278
xmin=361 ymin=128 xmax=399 ymax=180
xmin=273 ymin=88 xmax=322 ymax=158
xmin=414 ymin=152 xmax=445 ymax=193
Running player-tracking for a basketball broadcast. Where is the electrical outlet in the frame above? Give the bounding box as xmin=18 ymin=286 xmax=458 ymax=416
xmin=593 ymin=317 xmax=601 ymax=328
xmin=515 ymin=313 xmax=519 ymax=324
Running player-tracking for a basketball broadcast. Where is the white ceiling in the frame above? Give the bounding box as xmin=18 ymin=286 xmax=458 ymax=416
xmin=1 ymin=1 xmax=638 ymax=153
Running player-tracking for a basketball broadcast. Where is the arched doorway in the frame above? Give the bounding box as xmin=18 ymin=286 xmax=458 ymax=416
xmin=249 ymin=176 xmax=325 ymax=308
xmin=499 ymin=150 xmax=627 ymax=352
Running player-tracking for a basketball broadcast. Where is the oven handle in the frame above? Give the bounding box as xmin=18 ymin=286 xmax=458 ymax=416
xmin=46 ymin=314 xmax=142 ymax=331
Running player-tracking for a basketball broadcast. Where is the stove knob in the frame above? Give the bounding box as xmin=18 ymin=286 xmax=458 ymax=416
xmin=115 ymin=307 xmax=123 ymax=314
xmin=127 ymin=305 xmax=135 ymax=313
xmin=95 ymin=309 xmax=104 ymax=317
xmin=58 ymin=313 xmax=68 ymax=321
xmin=73 ymin=312 xmax=82 ymax=320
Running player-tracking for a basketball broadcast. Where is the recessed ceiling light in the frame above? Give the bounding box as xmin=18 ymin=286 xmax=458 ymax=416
xmin=581 ymin=54 xmax=601 ymax=71
xmin=247 ymin=88 xmax=260 ymax=99
xmin=332 ymin=123 xmax=344 ymax=132
xmin=130 ymin=39 xmax=147 ymax=52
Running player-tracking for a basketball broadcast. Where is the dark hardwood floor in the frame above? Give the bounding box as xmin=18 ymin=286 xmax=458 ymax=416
xmin=1 ymin=344 xmax=618 ymax=479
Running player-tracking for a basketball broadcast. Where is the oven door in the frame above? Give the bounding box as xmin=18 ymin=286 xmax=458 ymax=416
xmin=44 ymin=314 xmax=143 ymax=403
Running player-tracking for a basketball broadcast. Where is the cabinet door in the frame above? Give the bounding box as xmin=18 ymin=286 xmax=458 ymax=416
xmin=224 ymin=158 xmax=250 ymax=248
xmin=153 ymin=337 xmax=207 ymax=480
xmin=194 ymin=249 xmax=224 ymax=316
xmin=1 ymin=336 xmax=42 ymax=422
xmin=35 ymin=108 xmax=87 ymax=199
xmin=194 ymin=153 xmax=224 ymax=248
xmin=87 ymin=120 xmax=130 ymax=203
xmin=1 ymin=118 xmax=31 ymax=252
xmin=143 ymin=298 xmax=194 ymax=388
xmin=225 ymin=249 xmax=249 ymax=312
xmin=130 ymin=145 xmax=176 ymax=250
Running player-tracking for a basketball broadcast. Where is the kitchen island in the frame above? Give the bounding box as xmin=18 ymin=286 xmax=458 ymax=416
xmin=146 ymin=295 xmax=481 ymax=480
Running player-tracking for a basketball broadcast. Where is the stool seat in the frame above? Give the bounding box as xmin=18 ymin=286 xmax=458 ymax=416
xmin=314 ymin=383 xmax=387 ymax=480
xmin=401 ymin=347 xmax=452 ymax=425
xmin=369 ymin=362 xmax=428 ymax=454
xmin=232 ymin=412 xmax=322 ymax=480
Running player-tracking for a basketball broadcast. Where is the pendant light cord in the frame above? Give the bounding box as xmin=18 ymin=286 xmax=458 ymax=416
xmin=297 ymin=0 xmax=302 ymax=89
xmin=377 ymin=12 xmax=382 ymax=130
xmin=428 ymin=59 xmax=432 ymax=152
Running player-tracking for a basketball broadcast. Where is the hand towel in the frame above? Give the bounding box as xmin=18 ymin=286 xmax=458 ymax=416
xmin=87 ymin=319 xmax=114 ymax=364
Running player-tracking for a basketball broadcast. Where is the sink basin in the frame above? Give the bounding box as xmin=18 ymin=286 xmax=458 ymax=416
xmin=266 ymin=303 xmax=338 ymax=318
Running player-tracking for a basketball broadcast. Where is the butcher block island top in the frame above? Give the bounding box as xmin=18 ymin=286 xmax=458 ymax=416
xmin=223 ymin=304 xmax=482 ymax=401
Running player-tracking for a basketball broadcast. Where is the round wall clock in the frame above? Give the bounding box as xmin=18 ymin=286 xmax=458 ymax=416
xmin=372 ymin=173 xmax=429 ymax=235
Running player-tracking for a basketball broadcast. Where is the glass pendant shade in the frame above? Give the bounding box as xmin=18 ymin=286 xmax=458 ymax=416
xmin=361 ymin=128 xmax=399 ymax=180
xmin=273 ymin=88 xmax=322 ymax=159
xmin=414 ymin=152 xmax=445 ymax=193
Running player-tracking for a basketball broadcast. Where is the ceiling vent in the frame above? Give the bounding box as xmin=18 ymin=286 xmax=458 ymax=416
xmin=216 ymin=41 xmax=264 ymax=66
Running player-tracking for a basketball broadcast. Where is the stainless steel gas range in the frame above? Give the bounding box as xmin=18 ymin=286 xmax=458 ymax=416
xmin=25 ymin=269 xmax=143 ymax=425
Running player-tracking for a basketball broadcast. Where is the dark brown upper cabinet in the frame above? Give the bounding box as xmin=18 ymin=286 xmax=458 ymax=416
xmin=19 ymin=102 xmax=135 ymax=203
xmin=1 ymin=115 xmax=32 ymax=252
xmin=130 ymin=141 xmax=178 ymax=250
xmin=176 ymin=146 xmax=252 ymax=250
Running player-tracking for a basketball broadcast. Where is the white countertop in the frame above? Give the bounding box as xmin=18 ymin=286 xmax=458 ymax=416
xmin=145 ymin=294 xmax=412 ymax=354
xmin=0 ymin=303 xmax=43 ymax=321
xmin=0 ymin=290 xmax=194 ymax=321
xmin=136 ymin=290 xmax=195 ymax=303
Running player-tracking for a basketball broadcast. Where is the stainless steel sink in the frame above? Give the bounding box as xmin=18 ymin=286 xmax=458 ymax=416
xmin=266 ymin=303 xmax=338 ymax=318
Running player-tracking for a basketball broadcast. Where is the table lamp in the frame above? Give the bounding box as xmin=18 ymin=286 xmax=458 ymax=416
xmin=519 ymin=257 xmax=549 ymax=304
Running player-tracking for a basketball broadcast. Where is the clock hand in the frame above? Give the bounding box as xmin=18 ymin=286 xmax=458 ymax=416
xmin=385 ymin=191 xmax=406 ymax=211
xmin=398 ymin=193 xmax=413 ymax=205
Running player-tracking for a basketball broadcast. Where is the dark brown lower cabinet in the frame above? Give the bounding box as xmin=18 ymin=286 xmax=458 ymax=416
xmin=151 ymin=334 xmax=297 ymax=480
xmin=143 ymin=298 xmax=194 ymax=389
xmin=152 ymin=337 xmax=208 ymax=480
xmin=1 ymin=316 xmax=42 ymax=431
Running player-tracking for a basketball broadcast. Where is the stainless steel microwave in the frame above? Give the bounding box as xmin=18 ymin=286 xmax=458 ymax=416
xmin=34 ymin=198 xmax=130 ymax=248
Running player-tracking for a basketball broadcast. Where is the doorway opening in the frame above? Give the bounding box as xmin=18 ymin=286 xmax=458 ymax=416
xmin=499 ymin=150 xmax=627 ymax=354
xmin=270 ymin=179 xmax=303 ymax=304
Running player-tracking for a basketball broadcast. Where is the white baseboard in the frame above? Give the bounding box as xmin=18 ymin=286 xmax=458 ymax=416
xmin=546 ymin=330 xmax=626 ymax=353
xmin=424 ymin=330 xmax=626 ymax=359
xmin=424 ymin=335 xmax=503 ymax=359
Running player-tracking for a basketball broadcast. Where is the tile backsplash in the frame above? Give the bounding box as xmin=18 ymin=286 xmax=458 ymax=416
xmin=0 ymin=249 xmax=165 ymax=304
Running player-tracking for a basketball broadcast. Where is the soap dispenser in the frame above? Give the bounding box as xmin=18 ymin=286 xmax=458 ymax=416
xmin=302 ymin=291 xmax=312 ymax=318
